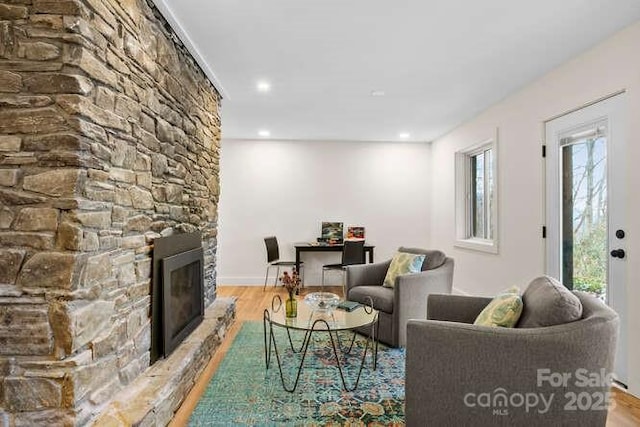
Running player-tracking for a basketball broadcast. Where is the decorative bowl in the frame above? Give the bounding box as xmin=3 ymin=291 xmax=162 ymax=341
xmin=303 ymin=292 xmax=340 ymax=312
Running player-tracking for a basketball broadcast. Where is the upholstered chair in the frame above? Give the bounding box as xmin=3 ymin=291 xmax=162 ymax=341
xmin=405 ymin=289 xmax=619 ymax=426
xmin=344 ymin=247 xmax=454 ymax=347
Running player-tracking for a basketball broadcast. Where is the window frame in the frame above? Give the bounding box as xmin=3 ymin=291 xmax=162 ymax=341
xmin=455 ymin=135 xmax=499 ymax=254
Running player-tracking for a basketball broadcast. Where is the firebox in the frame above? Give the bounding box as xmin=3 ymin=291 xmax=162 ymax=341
xmin=151 ymin=232 xmax=204 ymax=362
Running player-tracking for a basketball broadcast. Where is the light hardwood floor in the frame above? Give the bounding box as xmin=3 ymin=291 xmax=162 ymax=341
xmin=170 ymin=286 xmax=640 ymax=426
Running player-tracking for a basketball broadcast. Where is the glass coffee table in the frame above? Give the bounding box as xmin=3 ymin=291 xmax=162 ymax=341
xmin=263 ymin=293 xmax=379 ymax=393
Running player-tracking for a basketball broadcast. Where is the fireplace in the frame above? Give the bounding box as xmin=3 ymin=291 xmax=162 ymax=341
xmin=152 ymin=232 xmax=205 ymax=362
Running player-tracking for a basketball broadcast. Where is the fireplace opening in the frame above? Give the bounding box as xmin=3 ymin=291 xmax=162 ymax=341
xmin=162 ymin=247 xmax=204 ymax=356
xmin=151 ymin=232 xmax=204 ymax=362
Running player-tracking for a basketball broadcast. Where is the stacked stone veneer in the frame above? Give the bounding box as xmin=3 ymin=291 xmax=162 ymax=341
xmin=0 ymin=0 xmax=221 ymax=425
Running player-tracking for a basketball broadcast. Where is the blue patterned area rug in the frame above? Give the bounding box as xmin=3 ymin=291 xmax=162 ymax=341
xmin=189 ymin=321 xmax=405 ymax=426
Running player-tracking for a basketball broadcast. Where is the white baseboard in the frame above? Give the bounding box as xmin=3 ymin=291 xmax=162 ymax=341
xmin=452 ymin=287 xmax=470 ymax=295
xmin=217 ymin=277 xmax=264 ymax=286
xmin=217 ymin=277 xmax=325 ymax=287
xmin=218 ymin=279 xmax=473 ymax=294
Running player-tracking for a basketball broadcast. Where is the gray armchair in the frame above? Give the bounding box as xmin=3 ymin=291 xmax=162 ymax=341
xmin=406 ymin=292 xmax=619 ymax=426
xmin=344 ymin=247 xmax=454 ymax=347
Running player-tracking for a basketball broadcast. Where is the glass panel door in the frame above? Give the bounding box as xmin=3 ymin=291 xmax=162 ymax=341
xmin=560 ymin=125 xmax=607 ymax=300
xmin=545 ymin=93 xmax=628 ymax=386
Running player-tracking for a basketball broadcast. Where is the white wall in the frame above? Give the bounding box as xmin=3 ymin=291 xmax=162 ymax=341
xmin=429 ymin=21 xmax=640 ymax=395
xmin=217 ymin=139 xmax=432 ymax=286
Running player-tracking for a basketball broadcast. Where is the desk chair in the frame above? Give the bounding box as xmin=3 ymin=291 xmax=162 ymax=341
xmin=264 ymin=236 xmax=303 ymax=291
xmin=321 ymin=240 xmax=365 ymax=294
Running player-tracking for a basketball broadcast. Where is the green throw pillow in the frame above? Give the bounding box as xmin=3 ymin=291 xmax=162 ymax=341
xmin=383 ymin=252 xmax=426 ymax=288
xmin=474 ymin=287 xmax=523 ymax=328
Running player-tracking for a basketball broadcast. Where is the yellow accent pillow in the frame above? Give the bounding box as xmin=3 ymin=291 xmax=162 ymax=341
xmin=382 ymin=252 xmax=426 ymax=288
xmin=474 ymin=287 xmax=523 ymax=328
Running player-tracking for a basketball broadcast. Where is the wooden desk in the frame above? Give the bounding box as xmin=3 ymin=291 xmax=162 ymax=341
xmin=294 ymin=243 xmax=375 ymax=272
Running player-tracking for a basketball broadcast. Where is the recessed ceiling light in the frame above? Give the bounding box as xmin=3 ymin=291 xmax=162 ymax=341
xmin=256 ymin=81 xmax=271 ymax=93
xmin=371 ymin=90 xmax=385 ymax=97
xmin=258 ymin=130 xmax=270 ymax=137
xmin=399 ymin=132 xmax=411 ymax=139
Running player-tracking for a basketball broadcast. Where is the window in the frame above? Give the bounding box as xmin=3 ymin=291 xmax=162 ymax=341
xmin=455 ymin=136 xmax=498 ymax=253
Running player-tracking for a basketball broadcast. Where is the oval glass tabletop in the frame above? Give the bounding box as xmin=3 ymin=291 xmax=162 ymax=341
xmin=268 ymin=298 xmax=377 ymax=331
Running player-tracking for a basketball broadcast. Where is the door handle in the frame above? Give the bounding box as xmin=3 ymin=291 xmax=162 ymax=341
xmin=610 ymin=249 xmax=626 ymax=259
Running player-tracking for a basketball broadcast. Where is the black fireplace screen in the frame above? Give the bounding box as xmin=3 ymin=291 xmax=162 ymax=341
xmin=151 ymin=232 xmax=204 ymax=362
xmin=162 ymin=247 xmax=204 ymax=356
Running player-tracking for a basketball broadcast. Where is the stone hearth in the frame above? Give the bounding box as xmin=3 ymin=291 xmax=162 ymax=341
xmin=0 ymin=0 xmax=223 ymax=425
xmin=94 ymin=298 xmax=235 ymax=426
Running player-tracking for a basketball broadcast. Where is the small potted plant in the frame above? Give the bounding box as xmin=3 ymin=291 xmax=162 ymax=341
xmin=280 ymin=268 xmax=301 ymax=318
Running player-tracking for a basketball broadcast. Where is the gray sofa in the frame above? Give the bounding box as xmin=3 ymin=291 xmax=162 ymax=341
xmin=345 ymin=247 xmax=454 ymax=347
xmin=405 ymin=291 xmax=619 ymax=426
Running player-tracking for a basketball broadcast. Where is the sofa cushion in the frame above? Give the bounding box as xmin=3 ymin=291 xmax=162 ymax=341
xmin=474 ymin=286 xmax=523 ymax=328
xmin=383 ymin=252 xmax=425 ymax=288
xmin=517 ymin=276 xmax=583 ymax=328
xmin=398 ymin=247 xmax=446 ymax=271
xmin=349 ymin=285 xmax=394 ymax=313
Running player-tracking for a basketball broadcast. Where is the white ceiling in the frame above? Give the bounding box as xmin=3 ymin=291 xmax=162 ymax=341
xmin=157 ymin=0 xmax=640 ymax=142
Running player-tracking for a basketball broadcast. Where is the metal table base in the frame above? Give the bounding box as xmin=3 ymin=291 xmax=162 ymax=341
xmin=263 ymin=296 xmax=378 ymax=393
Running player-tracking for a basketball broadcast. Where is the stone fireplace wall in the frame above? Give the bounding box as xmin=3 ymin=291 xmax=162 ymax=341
xmin=0 ymin=0 xmax=221 ymax=424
